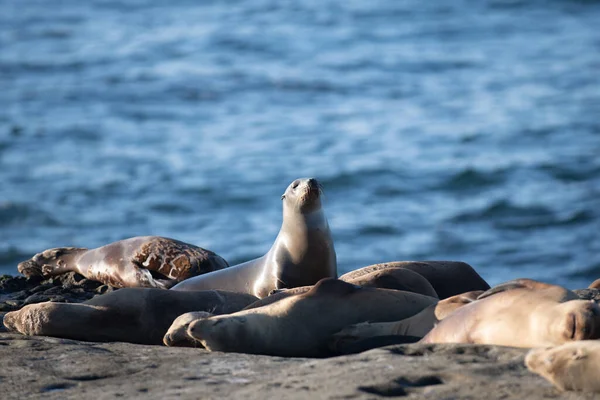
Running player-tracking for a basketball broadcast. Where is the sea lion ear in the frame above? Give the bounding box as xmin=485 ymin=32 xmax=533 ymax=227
xmin=477 ymin=279 xmax=554 ymax=300
xmin=281 ymin=194 xmax=286 ymax=200
xmin=308 ymin=278 xmax=361 ymax=297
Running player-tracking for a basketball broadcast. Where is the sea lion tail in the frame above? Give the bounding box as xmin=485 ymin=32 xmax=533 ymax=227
xmin=17 ymin=247 xmax=88 ymax=278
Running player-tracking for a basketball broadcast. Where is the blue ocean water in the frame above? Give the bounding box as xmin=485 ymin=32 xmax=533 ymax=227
xmin=1 ymin=0 xmax=599 ymax=288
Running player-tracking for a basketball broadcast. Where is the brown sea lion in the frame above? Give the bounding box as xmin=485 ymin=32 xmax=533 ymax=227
xmin=173 ymin=278 xmax=437 ymax=357
xmin=17 ymin=236 xmax=228 ymax=289
xmin=3 ymin=288 xmax=257 ymax=345
xmin=242 ymin=265 xmax=439 ymax=311
xmin=525 ymin=341 xmax=600 ymax=393
xmin=339 ymin=261 xmax=489 ymax=299
xmin=341 ymin=266 xmax=438 ymax=298
xmin=171 ymin=178 xmax=337 ymax=298
xmin=420 ymin=279 xmax=600 ymax=347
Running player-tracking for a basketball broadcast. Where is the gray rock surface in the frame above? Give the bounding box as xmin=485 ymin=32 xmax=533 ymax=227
xmin=0 ymin=333 xmax=595 ymax=400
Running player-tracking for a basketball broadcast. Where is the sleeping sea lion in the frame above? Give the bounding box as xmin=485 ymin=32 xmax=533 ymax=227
xmin=420 ymin=279 xmax=600 ymax=347
xmin=168 ymin=278 xmax=437 ymax=357
xmin=525 ymin=340 xmax=600 ymax=393
xmin=3 ymin=288 xmax=257 ymax=345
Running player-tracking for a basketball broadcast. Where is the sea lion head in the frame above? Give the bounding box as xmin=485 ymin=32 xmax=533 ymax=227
xmin=556 ymin=300 xmax=600 ymax=342
xmin=187 ymin=314 xmax=255 ymax=353
xmin=281 ymin=178 xmax=323 ymax=214
xmin=525 ymin=341 xmax=597 ymax=392
xmin=163 ymin=311 xmax=213 ymax=347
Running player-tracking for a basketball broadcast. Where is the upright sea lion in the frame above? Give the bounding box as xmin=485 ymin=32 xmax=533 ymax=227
xmin=171 ymin=178 xmax=337 ymax=298
xmin=525 ymin=341 xmax=600 ymax=393
xmin=172 ymin=278 xmax=437 ymax=357
xmin=420 ymin=279 xmax=600 ymax=347
xmin=339 ymin=261 xmax=489 ymax=299
xmin=3 ymin=288 xmax=258 ymax=345
xmin=17 ymin=236 xmax=228 ymax=289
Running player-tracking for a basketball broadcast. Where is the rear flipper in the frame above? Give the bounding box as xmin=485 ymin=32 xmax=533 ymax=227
xmin=17 ymin=247 xmax=88 ymax=278
xmin=3 ymin=302 xmax=113 ymax=341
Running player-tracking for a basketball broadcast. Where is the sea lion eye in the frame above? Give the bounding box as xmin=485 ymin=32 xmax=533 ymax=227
xmin=567 ymin=313 xmax=576 ymax=339
xmin=292 ymin=180 xmax=300 ymax=189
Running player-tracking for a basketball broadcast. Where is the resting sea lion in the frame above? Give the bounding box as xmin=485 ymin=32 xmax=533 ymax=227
xmin=244 ymin=265 xmax=440 ymax=311
xmin=3 ymin=289 xmax=258 ymax=345
xmin=525 ymin=341 xmax=600 ymax=393
xmin=18 ymin=236 xmax=228 ymax=289
xmin=171 ymin=278 xmax=437 ymax=357
xmin=171 ymin=178 xmax=337 ymax=298
xmin=339 ymin=261 xmax=489 ymax=299
xmin=331 ymin=290 xmax=483 ymax=353
xmin=420 ymin=279 xmax=600 ymax=347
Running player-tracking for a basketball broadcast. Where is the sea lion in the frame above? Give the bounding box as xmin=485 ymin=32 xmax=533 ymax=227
xmin=3 ymin=288 xmax=258 ymax=345
xmin=171 ymin=178 xmax=337 ymax=298
xmin=339 ymin=261 xmax=489 ymax=299
xmin=17 ymin=236 xmax=228 ymax=289
xmin=243 ymin=266 xmax=439 ymax=311
xmin=330 ymin=290 xmax=483 ymax=353
xmin=525 ymin=341 xmax=600 ymax=393
xmin=341 ymin=266 xmax=439 ymax=298
xmin=420 ymin=279 xmax=600 ymax=347
xmin=173 ymin=278 xmax=437 ymax=357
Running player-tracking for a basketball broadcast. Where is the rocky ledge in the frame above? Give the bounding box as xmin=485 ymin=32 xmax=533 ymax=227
xmin=0 ymin=334 xmax=595 ymax=400
xmin=0 ymin=274 xmax=598 ymax=399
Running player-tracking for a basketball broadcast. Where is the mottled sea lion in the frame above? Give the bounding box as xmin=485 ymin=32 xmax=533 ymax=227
xmin=525 ymin=341 xmax=600 ymax=393
xmin=18 ymin=236 xmax=228 ymax=289
xmin=3 ymin=288 xmax=258 ymax=345
xmin=171 ymin=178 xmax=337 ymax=298
xmin=170 ymin=278 xmax=437 ymax=357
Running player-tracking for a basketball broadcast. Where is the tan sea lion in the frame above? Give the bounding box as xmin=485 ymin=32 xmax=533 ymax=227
xmin=339 ymin=261 xmax=489 ymax=299
xmin=164 ymin=311 xmax=214 ymax=347
xmin=331 ymin=290 xmax=483 ymax=353
xmin=17 ymin=236 xmax=228 ymax=289
xmin=171 ymin=178 xmax=337 ymax=298
xmin=174 ymin=278 xmax=437 ymax=357
xmin=525 ymin=341 xmax=600 ymax=393
xmin=420 ymin=279 xmax=600 ymax=347
xmin=3 ymin=288 xmax=258 ymax=345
